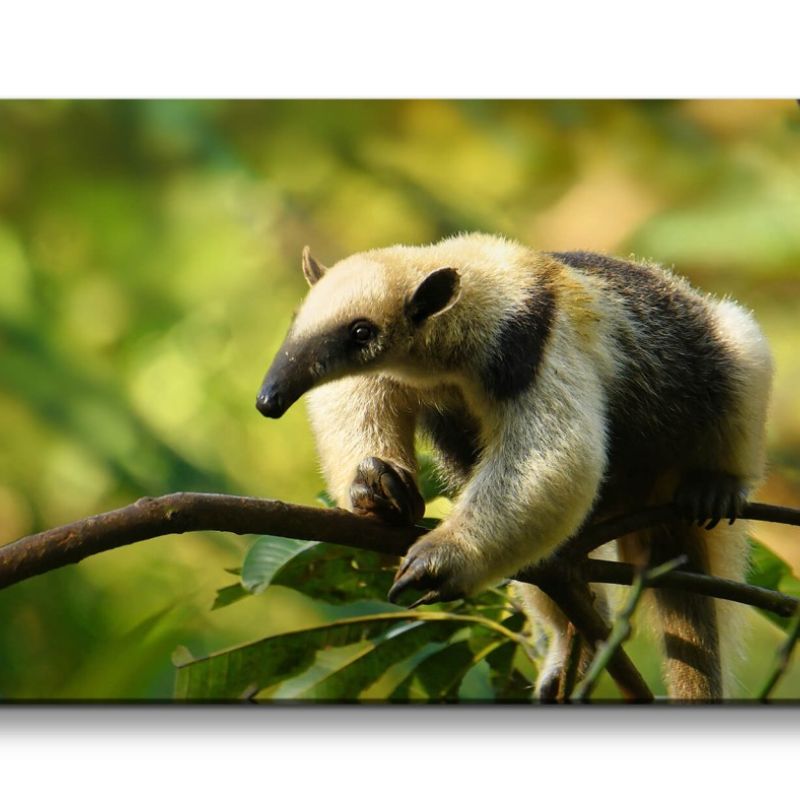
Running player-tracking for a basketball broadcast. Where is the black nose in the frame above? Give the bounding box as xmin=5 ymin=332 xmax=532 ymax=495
xmin=256 ymin=389 xmax=285 ymax=419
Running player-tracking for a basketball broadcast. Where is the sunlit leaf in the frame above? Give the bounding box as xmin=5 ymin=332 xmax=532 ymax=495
xmin=211 ymin=582 xmax=251 ymax=611
xmin=174 ymin=611 xmax=466 ymax=700
xmin=171 ymin=645 xmax=194 ymax=668
xmin=749 ymin=540 xmax=788 ymax=590
xmin=389 ymin=621 xmax=526 ymax=702
xmin=290 ymin=620 xmax=458 ymax=700
xmin=390 ymin=640 xmax=477 ymax=700
xmin=748 ymin=540 xmax=800 ymax=630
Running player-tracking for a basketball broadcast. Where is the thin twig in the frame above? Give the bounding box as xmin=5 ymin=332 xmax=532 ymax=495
xmin=757 ymin=607 xmax=800 ymax=701
xmin=572 ymin=556 xmax=688 ymax=702
xmin=575 ymin=558 xmax=799 ymax=618
xmin=534 ymin=575 xmax=654 ymax=702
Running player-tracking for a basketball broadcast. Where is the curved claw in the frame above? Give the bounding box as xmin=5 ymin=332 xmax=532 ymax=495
xmin=388 ymin=559 xmax=434 ymax=604
xmin=728 ymin=490 xmax=747 ymax=525
xmin=674 ymin=471 xmax=749 ymax=532
xmin=388 ymin=535 xmax=470 ymax=606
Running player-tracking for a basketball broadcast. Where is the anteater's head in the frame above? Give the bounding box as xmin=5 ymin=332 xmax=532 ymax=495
xmin=256 ymin=246 xmax=461 ymax=418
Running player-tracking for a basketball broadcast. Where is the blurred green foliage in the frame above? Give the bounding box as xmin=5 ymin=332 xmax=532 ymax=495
xmin=1 ymin=100 xmax=799 ymax=700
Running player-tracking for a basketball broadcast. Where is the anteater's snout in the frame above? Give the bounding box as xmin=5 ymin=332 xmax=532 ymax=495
xmin=255 ymin=387 xmax=286 ymax=419
xmin=257 ymin=334 xmax=318 ymax=419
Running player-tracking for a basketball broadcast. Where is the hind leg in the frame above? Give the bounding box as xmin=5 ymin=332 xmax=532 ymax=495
xmin=513 ymin=578 xmax=610 ymax=702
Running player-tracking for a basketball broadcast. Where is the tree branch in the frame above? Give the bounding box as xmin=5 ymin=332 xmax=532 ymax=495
xmin=575 ymin=558 xmax=799 ymax=618
xmin=2 ymin=494 xmax=798 ymax=608
xmin=0 ymin=493 xmax=421 ymax=591
xmin=3 ymin=492 xmax=797 ymax=702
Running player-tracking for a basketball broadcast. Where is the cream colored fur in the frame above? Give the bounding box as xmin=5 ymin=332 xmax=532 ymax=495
xmin=289 ymin=233 xmax=773 ymax=701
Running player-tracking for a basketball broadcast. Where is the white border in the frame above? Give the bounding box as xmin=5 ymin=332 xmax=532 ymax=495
xmin=0 ymin=1 xmax=798 ymax=97
xmin=2 ymin=706 xmax=799 ymax=798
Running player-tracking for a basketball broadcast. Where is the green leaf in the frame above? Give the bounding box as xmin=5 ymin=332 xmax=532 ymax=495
xmin=748 ymin=540 xmax=800 ymax=630
xmin=174 ymin=611 xmax=468 ymax=700
xmin=289 ymin=620 xmax=458 ymax=700
xmin=484 ymin=640 xmax=534 ymax=700
xmin=749 ymin=540 xmax=788 ymax=590
xmin=171 ymin=645 xmax=194 ymax=668
xmin=316 ymin=490 xmax=336 ymax=508
xmin=268 ymin=542 xmax=397 ymax=604
xmin=458 ymin=658 xmax=494 ymax=701
xmin=779 ymin=573 xmax=800 ymax=597
xmin=239 ymin=533 xmax=399 ymax=605
xmin=417 ymin=452 xmax=450 ymax=501
xmin=265 ymin=642 xmax=376 ymax=699
xmin=240 ymin=536 xmax=318 ymax=594
xmin=211 ymin=582 xmax=251 ymax=611
xmin=390 ymin=640 xmax=477 ymax=700
xmin=389 ymin=627 xmax=521 ymax=701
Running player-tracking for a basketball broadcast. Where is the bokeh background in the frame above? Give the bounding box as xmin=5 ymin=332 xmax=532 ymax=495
xmin=0 ymin=99 xmax=798 ymax=700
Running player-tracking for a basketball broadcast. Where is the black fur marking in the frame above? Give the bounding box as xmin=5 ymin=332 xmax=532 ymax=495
xmin=302 ymin=319 xmax=385 ymax=370
xmin=549 ymin=251 xmax=737 ymax=473
xmin=479 ymin=285 xmax=556 ymax=401
xmin=259 ymin=319 xmax=384 ymax=417
xmin=419 ymin=404 xmax=483 ymax=489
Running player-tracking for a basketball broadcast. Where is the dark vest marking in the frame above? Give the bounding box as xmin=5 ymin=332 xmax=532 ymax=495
xmin=419 ymin=404 xmax=483 ymax=489
xmin=549 ymin=251 xmax=737 ymax=472
xmin=479 ymin=284 xmax=556 ymax=401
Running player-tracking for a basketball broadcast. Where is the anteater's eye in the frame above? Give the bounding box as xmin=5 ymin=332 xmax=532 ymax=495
xmin=350 ymin=320 xmax=376 ymax=344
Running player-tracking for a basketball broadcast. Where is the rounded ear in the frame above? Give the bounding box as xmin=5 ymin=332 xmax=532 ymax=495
xmin=406 ymin=267 xmax=461 ymax=324
xmin=302 ymin=246 xmax=327 ymax=286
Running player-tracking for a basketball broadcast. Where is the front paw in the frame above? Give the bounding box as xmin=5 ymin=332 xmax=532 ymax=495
xmin=674 ymin=471 xmax=748 ymax=530
xmin=388 ymin=530 xmax=474 ymax=607
xmin=349 ymin=456 xmax=425 ymax=525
